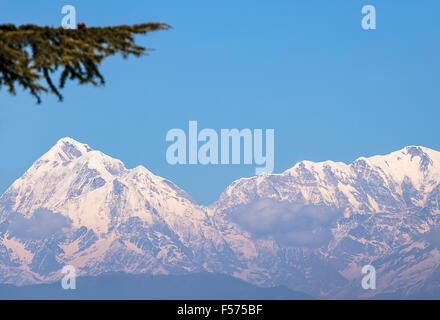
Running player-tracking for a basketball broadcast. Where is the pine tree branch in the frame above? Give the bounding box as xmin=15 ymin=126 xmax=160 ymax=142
xmin=0 ymin=23 xmax=171 ymax=103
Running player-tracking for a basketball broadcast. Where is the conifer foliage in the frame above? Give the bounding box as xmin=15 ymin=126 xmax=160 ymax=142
xmin=0 ymin=23 xmax=171 ymax=103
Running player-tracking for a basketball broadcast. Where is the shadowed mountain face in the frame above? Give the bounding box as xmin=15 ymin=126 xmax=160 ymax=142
xmin=0 ymin=138 xmax=440 ymax=299
xmin=0 ymin=272 xmax=313 ymax=300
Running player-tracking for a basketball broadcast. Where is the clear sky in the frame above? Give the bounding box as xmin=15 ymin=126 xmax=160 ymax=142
xmin=1 ymin=0 xmax=439 ymax=205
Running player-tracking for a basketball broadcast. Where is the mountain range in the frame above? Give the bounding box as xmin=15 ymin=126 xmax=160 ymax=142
xmin=0 ymin=272 xmax=313 ymax=300
xmin=1 ymin=137 xmax=439 ymax=299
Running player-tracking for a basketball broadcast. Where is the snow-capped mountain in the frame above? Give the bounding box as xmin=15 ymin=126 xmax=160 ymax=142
xmin=0 ymin=138 xmax=246 ymax=285
xmin=215 ymin=146 xmax=440 ymax=215
xmin=212 ymin=145 xmax=440 ymax=297
xmin=1 ymin=138 xmax=439 ymax=298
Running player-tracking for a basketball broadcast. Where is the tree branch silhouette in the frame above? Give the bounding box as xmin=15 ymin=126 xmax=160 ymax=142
xmin=0 ymin=23 xmax=171 ymax=103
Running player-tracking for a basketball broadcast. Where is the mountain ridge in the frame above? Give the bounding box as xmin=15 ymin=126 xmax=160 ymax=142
xmin=0 ymin=272 xmax=314 ymax=300
xmin=1 ymin=137 xmax=439 ymax=299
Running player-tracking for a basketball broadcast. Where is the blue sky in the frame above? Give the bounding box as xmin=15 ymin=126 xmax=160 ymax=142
xmin=1 ymin=0 xmax=439 ymax=205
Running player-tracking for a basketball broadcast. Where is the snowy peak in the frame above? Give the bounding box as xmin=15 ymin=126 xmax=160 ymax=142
xmin=37 ymin=137 xmax=126 ymax=177
xmin=0 ymin=138 xmax=240 ymax=287
xmin=356 ymin=145 xmax=439 ymax=171
xmin=351 ymin=145 xmax=440 ymax=192
xmin=282 ymin=145 xmax=440 ymax=186
xmin=0 ymin=138 xmax=202 ymax=234
xmin=1 ymin=140 xmax=440 ymax=298
xmin=41 ymin=137 xmax=93 ymax=163
xmin=46 ymin=140 xmax=127 ymax=181
xmin=215 ymin=145 xmax=440 ymax=214
xmin=284 ymin=145 xmax=440 ymax=175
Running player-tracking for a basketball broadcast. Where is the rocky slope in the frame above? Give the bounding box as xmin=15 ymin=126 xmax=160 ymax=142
xmin=1 ymin=138 xmax=439 ymax=298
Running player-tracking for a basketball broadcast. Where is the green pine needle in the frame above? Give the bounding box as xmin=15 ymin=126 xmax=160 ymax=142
xmin=0 ymin=23 xmax=171 ymax=103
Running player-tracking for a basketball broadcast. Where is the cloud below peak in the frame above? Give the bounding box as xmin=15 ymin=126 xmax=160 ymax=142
xmin=230 ymin=199 xmax=342 ymax=248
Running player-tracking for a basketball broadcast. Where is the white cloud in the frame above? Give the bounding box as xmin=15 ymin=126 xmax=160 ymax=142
xmin=230 ymin=199 xmax=342 ymax=248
